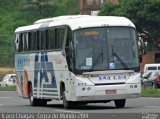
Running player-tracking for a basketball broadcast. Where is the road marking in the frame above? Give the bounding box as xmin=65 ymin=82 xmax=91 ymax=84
xmin=53 ymin=110 xmax=80 ymax=113
xmin=0 ymin=97 xmax=12 ymax=99
xmin=141 ymin=97 xmax=160 ymax=99
xmin=144 ymin=106 xmax=160 ymax=108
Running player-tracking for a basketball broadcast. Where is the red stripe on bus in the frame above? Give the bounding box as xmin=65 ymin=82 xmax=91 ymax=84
xmin=15 ymin=69 xmax=23 ymax=95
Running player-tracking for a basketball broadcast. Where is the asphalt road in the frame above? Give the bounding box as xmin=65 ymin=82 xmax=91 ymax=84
xmin=0 ymin=91 xmax=160 ymax=119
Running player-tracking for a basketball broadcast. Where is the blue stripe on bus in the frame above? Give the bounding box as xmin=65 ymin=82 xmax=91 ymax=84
xmin=34 ymin=89 xmax=58 ymax=92
xmin=34 ymin=52 xmax=57 ymax=89
xmin=33 ymin=93 xmax=58 ymax=96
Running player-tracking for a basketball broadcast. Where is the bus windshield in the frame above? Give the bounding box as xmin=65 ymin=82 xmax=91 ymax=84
xmin=74 ymin=27 xmax=139 ymax=71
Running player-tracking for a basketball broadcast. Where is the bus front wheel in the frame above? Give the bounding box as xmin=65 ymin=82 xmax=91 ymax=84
xmin=114 ymin=99 xmax=126 ymax=108
xmin=62 ymin=90 xmax=72 ymax=109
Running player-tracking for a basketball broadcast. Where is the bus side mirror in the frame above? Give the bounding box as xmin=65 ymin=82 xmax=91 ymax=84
xmin=65 ymin=42 xmax=73 ymax=58
xmin=138 ymin=36 xmax=147 ymax=55
xmin=68 ymin=44 xmax=74 ymax=58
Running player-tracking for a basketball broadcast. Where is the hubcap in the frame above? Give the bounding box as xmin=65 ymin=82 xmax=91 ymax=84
xmin=30 ymin=87 xmax=33 ymax=103
xmin=30 ymin=95 xmax=33 ymax=102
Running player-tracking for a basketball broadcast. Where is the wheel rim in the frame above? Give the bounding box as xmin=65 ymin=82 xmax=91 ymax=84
xmin=30 ymin=94 xmax=33 ymax=103
xmin=29 ymin=86 xmax=34 ymax=103
xmin=62 ymin=91 xmax=69 ymax=108
xmin=62 ymin=92 xmax=67 ymax=106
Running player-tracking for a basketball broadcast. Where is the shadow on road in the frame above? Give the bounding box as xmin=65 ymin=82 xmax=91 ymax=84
xmin=45 ymin=104 xmax=117 ymax=110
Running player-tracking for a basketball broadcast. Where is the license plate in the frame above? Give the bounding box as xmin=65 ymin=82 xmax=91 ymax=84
xmin=106 ymin=90 xmax=117 ymax=94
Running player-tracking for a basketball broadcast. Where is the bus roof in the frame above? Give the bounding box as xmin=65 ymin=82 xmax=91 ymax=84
xmin=15 ymin=15 xmax=135 ymax=33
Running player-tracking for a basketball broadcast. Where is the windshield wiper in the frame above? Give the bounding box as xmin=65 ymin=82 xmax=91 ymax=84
xmin=90 ymin=48 xmax=103 ymax=70
xmin=113 ymin=52 xmax=128 ymax=69
xmin=112 ymin=46 xmax=128 ymax=69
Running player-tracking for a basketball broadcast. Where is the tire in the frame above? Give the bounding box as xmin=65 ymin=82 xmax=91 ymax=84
xmin=29 ymin=84 xmax=38 ymax=106
xmin=38 ymin=99 xmax=47 ymax=106
xmin=29 ymin=85 xmax=47 ymax=106
xmin=62 ymin=90 xmax=72 ymax=109
xmin=78 ymin=102 xmax=88 ymax=106
xmin=114 ymin=99 xmax=126 ymax=108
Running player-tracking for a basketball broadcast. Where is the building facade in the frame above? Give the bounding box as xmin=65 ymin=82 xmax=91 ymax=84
xmin=140 ymin=51 xmax=160 ymax=71
xmin=80 ymin=0 xmax=118 ymax=15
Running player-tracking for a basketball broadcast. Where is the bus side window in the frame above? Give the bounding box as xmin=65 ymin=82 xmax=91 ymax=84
xmin=55 ymin=29 xmax=58 ymax=49
xmin=18 ymin=33 xmax=23 ymax=52
xmin=38 ymin=30 xmax=46 ymax=51
xmin=39 ymin=31 xmax=42 ymax=50
xmin=34 ymin=31 xmax=37 ymax=51
xmin=46 ymin=30 xmax=48 ymax=50
xmin=18 ymin=32 xmax=30 ymax=52
xmin=55 ymin=27 xmax=65 ymax=49
xmin=37 ymin=31 xmax=40 ymax=50
xmin=47 ymin=28 xmax=55 ymax=50
xmin=28 ymin=32 xmax=32 ymax=51
xmin=15 ymin=34 xmax=20 ymax=52
xmin=24 ymin=33 xmax=28 ymax=51
xmin=40 ymin=30 xmax=46 ymax=50
xmin=29 ymin=32 xmax=36 ymax=51
xmin=22 ymin=33 xmax=25 ymax=52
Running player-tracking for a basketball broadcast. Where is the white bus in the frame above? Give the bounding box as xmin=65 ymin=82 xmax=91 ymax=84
xmin=15 ymin=15 xmax=141 ymax=109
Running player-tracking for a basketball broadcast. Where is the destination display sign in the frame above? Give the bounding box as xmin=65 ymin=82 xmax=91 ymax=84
xmin=98 ymin=74 xmax=129 ymax=81
xmin=89 ymin=73 xmax=129 ymax=84
xmin=80 ymin=31 xmax=100 ymax=35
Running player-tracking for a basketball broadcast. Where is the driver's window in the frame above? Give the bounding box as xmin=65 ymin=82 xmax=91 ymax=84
xmin=65 ymin=27 xmax=73 ymax=71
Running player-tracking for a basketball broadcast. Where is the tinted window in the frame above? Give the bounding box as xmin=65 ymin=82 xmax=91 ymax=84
xmin=148 ymin=67 xmax=157 ymax=70
xmin=16 ymin=26 xmax=67 ymax=52
xmin=23 ymin=33 xmax=28 ymax=51
xmin=74 ymin=27 xmax=139 ymax=71
xmin=55 ymin=28 xmax=65 ymax=49
xmin=47 ymin=28 xmax=55 ymax=50
xmin=28 ymin=32 xmax=37 ymax=51
xmin=11 ymin=76 xmax=16 ymax=80
xmin=18 ymin=34 xmax=23 ymax=52
xmin=39 ymin=30 xmax=46 ymax=50
xmin=17 ymin=33 xmax=28 ymax=52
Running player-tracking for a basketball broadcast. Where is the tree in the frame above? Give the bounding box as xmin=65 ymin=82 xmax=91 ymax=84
xmin=99 ymin=2 xmax=119 ymax=16
xmin=24 ymin=0 xmax=58 ymax=17
xmin=54 ymin=0 xmax=79 ymax=16
xmin=99 ymin=0 xmax=160 ymax=50
xmin=0 ymin=0 xmax=80 ymax=55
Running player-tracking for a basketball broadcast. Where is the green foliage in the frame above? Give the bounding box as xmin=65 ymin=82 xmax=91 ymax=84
xmin=99 ymin=3 xmax=118 ymax=16
xmin=0 ymin=0 xmax=79 ymax=55
xmin=54 ymin=0 xmax=79 ymax=16
xmin=142 ymin=89 xmax=160 ymax=97
xmin=0 ymin=86 xmax=16 ymax=91
xmin=24 ymin=0 xmax=58 ymax=18
xmin=99 ymin=0 xmax=160 ymax=50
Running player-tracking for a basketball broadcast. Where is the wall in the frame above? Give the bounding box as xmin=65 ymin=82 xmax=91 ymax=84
xmin=140 ymin=51 xmax=159 ymax=71
xmin=80 ymin=0 xmax=118 ymax=15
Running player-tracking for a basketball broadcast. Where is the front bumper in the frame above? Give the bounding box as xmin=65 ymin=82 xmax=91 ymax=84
xmin=73 ymin=83 xmax=141 ymax=101
xmin=75 ymin=93 xmax=141 ymax=101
